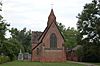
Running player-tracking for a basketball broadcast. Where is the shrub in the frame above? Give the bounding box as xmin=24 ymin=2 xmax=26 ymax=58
xmin=0 ymin=55 xmax=10 ymax=64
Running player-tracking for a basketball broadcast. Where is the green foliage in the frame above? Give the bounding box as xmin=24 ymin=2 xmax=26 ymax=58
xmin=2 ymin=39 xmax=24 ymax=61
xmin=57 ymin=22 xmax=78 ymax=48
xmin=9 ymin=28 xmax=32 ymax=53
xmin=77 ymin=0 xmax=100 ymax=62
xmin=65 ymin=27 xmax=79 ymax=48
xmin=0 ymin=2 xmax=2 ymax=11
xmin=0 ymin=55 xmax=10 ymax=64
xmin=75 ymin=46 xmax=83 ymax=61
xmin=0 ymin=2 xmax=10 ymax=58
xmin=0 ymin=24 xmax=31 ymax=61
xmin=0 ymin=2 xmax=24 ymax=61
xmin=0 ymin=3 xmax=31 ymax=61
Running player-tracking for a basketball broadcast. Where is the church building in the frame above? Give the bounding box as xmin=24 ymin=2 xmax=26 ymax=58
xmin=32 ymin=9 xmax=66 ymax=62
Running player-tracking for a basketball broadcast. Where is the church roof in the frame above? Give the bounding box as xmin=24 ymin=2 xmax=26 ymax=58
xmin=32 ymin=22 xmax=54 ymax=50
xmin=32 ymin=31 xmax=42 ymax=43
xmin=32 ymin=9 xmax=64 ymax=50
xmin=38 ymin=9 xmax=56 ymax=41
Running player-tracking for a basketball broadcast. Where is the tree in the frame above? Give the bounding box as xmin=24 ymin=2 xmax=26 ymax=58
xmin=0 ymin=1 xmax=2 ymax=11
xmin=9 ymin=28 xmax=32 ymax=53
xmin=57 ymin=22 xmax=78 ymax=48
xmin=2 ymin=38 xmax=23 ymax=60
xmin=77 ymin=0 xmax=100 ymax=62
xmin=0 ymin=2 xmax=24 ymax=61
xmin=65 ymin=27 xmax=78 ymax=48
xmin=0 ymin=2 xmax=10 ymax=55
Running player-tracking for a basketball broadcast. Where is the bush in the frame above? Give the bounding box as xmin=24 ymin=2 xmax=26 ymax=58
xmin=0 ymin=55 xmax=10 ymax=64
xmin=82 ymin=55 xmax=100 ymax=62
xmin=75 ymin=46 xmax=83 ymax=61
xmin=8 ymin=54 xmax=17 ymax=61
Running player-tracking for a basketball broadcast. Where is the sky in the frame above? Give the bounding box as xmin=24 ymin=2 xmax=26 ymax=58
xmin=2 ymin=0 xmax=92 ymax=31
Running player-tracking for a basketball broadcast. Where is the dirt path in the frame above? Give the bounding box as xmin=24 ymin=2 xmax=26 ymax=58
xmin=70 ymin=61 xmax=98 ymax=66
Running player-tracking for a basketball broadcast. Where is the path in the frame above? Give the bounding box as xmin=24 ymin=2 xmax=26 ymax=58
xmin=70 ymin=61 xmax=98 ymax=66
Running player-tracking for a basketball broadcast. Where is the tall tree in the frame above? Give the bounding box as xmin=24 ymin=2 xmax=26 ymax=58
xmin=10 ymin=28 xmax=32 ymax=53
xmin=0 ymin=3 xmax=23 ymax=61
xmin=77 ymin=0 xmax=100 ymax=62
xmin=65 ymin=27 xmax=78 ymax=48
xmin=57 ymin=22 xmax=78 ymax=48
xmin=0 ymin=2 xmax=10 ymax=54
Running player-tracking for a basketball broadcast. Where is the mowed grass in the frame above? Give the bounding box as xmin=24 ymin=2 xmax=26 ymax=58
xmin=0 ymin=61 xmax=86 ymax=66
xmin=94 ymin=63 xmax=100 ymax=66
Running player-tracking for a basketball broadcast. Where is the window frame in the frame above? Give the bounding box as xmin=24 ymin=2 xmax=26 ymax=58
xmin=50 ymin=33 xmax=57 ymax=48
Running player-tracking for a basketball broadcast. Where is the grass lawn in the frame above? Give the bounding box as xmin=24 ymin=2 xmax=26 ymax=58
xmin=0 ymin=61 xmax=86 ymax=66
xmin=94 ymin=63 xmax=100 ymax=66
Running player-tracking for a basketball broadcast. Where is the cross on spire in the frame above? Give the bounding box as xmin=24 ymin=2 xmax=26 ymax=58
xmin=51 ymin=3 xmax=54 ymax=9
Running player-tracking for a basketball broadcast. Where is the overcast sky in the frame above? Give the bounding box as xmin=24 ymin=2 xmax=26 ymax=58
xmin=2 ymin=0 xmax=92 ymax=31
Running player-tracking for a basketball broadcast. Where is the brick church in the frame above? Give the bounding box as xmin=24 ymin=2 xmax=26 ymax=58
xmin=32 ymin=9 xmax=66 ymax=62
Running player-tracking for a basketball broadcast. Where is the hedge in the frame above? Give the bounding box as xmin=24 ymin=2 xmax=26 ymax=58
xmin=0 ymin=55 xmax=10 ymax=64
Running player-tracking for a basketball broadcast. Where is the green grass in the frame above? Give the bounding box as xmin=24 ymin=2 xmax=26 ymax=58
xmin=94 ymin=63 xmax=100 ymax=66
xmin=0 ymin=61 xmax=85 ymax=66
xmin=87 ymin=62 xmax=100 ymax=66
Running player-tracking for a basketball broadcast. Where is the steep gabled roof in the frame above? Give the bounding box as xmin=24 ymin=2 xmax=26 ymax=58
xmin=32 ymin=9 xmax=64 ymax=50
xmin=32 ymin=31 xmax=42 ymax=43
xmin=38 ymin=21 xmax=54 ymax=42
xmin=32 ymin=23 xmax=52 ymax=50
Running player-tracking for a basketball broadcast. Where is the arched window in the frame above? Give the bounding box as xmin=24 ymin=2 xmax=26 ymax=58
xmin=50 ymin=33 xmax=57 ymax=48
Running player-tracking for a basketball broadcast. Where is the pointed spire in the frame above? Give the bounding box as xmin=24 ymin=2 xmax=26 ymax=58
xmin=49 ymin=9 xmax=56 ymax=18
xmin=47 ymin=9 xmax=56 ymax=26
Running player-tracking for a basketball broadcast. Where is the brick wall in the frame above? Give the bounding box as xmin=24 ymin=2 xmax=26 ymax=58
xmin=32 ymin=18 xmax=66 ymax=62
xmin=40 ymin=49 xmax=66 ymax=62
